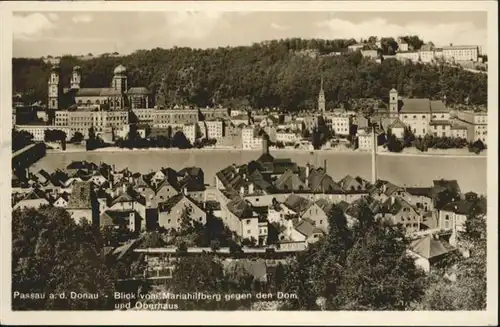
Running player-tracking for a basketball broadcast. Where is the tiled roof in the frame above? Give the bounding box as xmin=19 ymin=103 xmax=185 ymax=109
xmin=429 ymin=120 xmax=452 ymax=126
xmin=441 ymin=200 xmax=473 ymax=215
xmin=72 ymin=87 xmax=122 ymax=97
xmin=430 ymin=100 xmax=449 ymax=113
xmin=127 ymin=87 xmax=151 ymax=95
xmin=389 ymin=118 xmax=406 ymax=129
xmin=283 ymin=194 xmax=312 ymax=214
xmin=405 ymin=187 xmax=433 ymax=197
xmin=315 ymin=198 xmax=333 ymax=213
xmin=399 ymin=99 xmax=431 ymax=113
xmin=410 ymin=235 xmax=456 ymax=260
xmin=227 ymin=197 xmax=255 ymax=219
xmin=274 ymin=169 xmax=308 ymax=192
xmin=67 ymin=181 xmax=93 ymax=209
xmin=294 ymin=219 xmax=322 ymax=238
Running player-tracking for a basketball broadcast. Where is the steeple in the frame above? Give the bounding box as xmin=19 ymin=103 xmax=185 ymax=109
xmin=318 ymin=74 xmax=326 ymax=113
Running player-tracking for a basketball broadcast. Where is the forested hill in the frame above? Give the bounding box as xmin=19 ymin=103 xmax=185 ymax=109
xmin=12 ymin=39 xmax=488 ymax=111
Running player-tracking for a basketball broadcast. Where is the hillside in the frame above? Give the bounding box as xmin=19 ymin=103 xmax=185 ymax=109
xmin=12 ymin=39 xmax=488 ymax=111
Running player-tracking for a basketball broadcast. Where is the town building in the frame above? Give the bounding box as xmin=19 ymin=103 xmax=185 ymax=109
xmin=396 ymin=51 xmax=420 ymax=62
xmin=242 ymin=127 xmax=264 ymax=150
xmin=15 ymin=124 xmax=73 ymax=141
xmin=455 ymin=111 xmax=488 ymax=144
xmin=390 ymin=89 xmax=450 ymax=137
xmin=157 ymin=193 xmax=207 ymax=231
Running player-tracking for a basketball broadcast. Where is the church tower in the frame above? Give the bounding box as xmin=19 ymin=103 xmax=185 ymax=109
xmin=318 ymin=75 xmax=326 ymax=113
xmin=112 ymin=64 xmax=128 ymax=94
xmin=389 ymin=88 xmax=399 ymax=117
xmin=48 ymin=65 xmax=60 ymax=110
xmin=70 ymin=66 xmax=81 ymax=89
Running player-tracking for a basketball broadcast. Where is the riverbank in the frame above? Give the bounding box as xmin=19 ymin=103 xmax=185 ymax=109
xmin=47 ymin=145 xmax=487 ymax=158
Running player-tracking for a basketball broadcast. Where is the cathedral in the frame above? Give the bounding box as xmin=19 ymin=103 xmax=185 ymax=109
xmin=48 ymin=64 xmax=152 ymax=111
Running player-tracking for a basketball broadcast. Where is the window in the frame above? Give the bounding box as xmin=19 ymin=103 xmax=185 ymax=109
xmin=167 ymin=219 xmax=171 ymax=223
xmin=247 ymin=229 xmax=251 ymax=234
xmin=246 ymin=219 xmax=251 ymax=225
xmin=413 ymin=115 xmax=417 ymax=119
xmin=319 ymin=220 xmax=323 ymax=225
xmin=422 ymin=115 xmax=426 ymax=119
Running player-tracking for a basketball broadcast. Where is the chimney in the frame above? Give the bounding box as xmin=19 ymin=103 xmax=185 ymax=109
xmin=122 ymin=183 xmax=127 ymax=194
xmin=240 ymin=186 xmax=245 ymax=196
xmin=248 ymin=183 xmax=254 ymax=195
xmin=323 ymin=159 xmax=327 ymax=173
xmin=128 ymin=212 xmax=135 ymax=232
xmin=183 ymin=187 xmax=188 ymax=196
xmin=391 ymin=196 xmax=395 ymax=205
xmin=383 ymin=184 xmax=387 ymax=193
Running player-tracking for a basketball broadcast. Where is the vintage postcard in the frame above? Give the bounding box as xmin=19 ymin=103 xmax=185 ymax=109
xmin=0 ymin=1 xmax=497 ymax=325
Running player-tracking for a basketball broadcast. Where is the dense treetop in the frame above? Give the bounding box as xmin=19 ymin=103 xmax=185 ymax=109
xmin=13 ymin=38 xmax=487 ymax=111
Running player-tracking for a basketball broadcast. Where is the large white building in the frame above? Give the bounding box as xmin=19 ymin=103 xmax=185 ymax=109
xmin=442 ymin=45 xmax=479 ymax=62
xmin=455 ymin=111 xmax=488 ymax=144
xmin=242 ymin=127 xmax=263 ymax=150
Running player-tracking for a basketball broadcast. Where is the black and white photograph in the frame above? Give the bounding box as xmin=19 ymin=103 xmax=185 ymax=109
xmin=1 ymin=1 xmax=497 ymax=325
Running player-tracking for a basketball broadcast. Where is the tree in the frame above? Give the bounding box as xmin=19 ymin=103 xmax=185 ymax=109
xmin=70 ymin=131 xmax=84 ymax=143
xmin=169 ymin=253 xmax=235 ymax=310
xmin=12 ymin=206 xmax=116 ymax=310
xmin=12 ymin=129 xmax=34 ymax=152
xmin=171 ymin=131 xmax=192 ymax=149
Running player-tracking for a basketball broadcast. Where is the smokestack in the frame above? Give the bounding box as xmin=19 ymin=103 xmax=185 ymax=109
xmin=262 ymin=135 xmax=269 ymax=154
xmin=371 ymin=126 xmax=377 ymax=185
xmin=324 ymin=159 xmax=327 ymax=173
xmin=305 ymin=164 xmax=310 ymax=187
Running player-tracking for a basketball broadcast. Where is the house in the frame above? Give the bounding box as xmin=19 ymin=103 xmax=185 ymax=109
xmin=66 ymin=181 xmax=98 ymax=225
xmin=224 ymin=196 xmax=263 ymax=244
xmin=404 ymin=187 xmax=435 ymax=212
xmin=151 ymin=178 xmax=180 ymax=208
xmin=157 ymin=193 xmax=207 ymax=232
xmin=381 ymin=197 xmax=422 ymax=234
xmin=281 ymin=194 xmax=313 ymax=217
xmin=344 ymin=196 xmax=383 ymax=228
xmin=100 ymin=209 xmax=144 ymax=233
xmin=223 ymin=259 xmax=268 ymax=284
xmin=439 ymin=200 xmax=474 ymax=232
xmin=388 ymin=118 xmax=406 ymax=139
xmin=281 ymin=218 xmax=323 ymax=244
xmin=13 ymin=188 xmax=50 ymax=210
xmin=108 ymin=188 xmax=146 ymax=220
xmin=408 ymin=234 xmax=457 ymax=273
xmin=301 ymin=198 xmax=333 ymax=233
xmin=53 ymin=192 xmax=70 ymax=208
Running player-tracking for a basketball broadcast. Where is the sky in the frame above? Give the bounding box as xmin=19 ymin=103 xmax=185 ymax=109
xmin=12 ymin=11 xmax=488 ymax=58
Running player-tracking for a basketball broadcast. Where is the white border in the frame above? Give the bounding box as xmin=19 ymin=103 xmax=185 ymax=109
xmin=1 ymin=1 xmax=498 ymax=326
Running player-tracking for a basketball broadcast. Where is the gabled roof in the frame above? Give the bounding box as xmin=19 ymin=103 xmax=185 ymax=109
xmin=294 ymin=219 xmax=323 ymax=238
xmin=20 ymin=188 xmax=48 ymax=202
xmin=441 ymin=200 xmax=474 ymax=215
xmin=282 ymin=194 xmax=312 ymax=215
xmin=274 ymin=169 xmax=307 ymax=192
xmin=389 ymin=118 xmax=406 ymax=129
xmin=308 ymin=170 xmax=343 ymax=194
xmin=227 ymin=197 xmax=255 ymax=219
xmin=405 ymin=187 xmax=433 ymax=198
xmin=410 ymin=235 xmax=456 ymax=260
xmin=127 ymin=87 xmax=151 ymax=95
xmin=315 ymin=198 xmax=333 ymax=214
xmin=399 ymin=98 xmax=431 ymax=114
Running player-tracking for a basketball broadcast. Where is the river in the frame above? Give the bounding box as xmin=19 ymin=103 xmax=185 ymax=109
xmin=32 ymin=149 xmax=487 ymax=195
